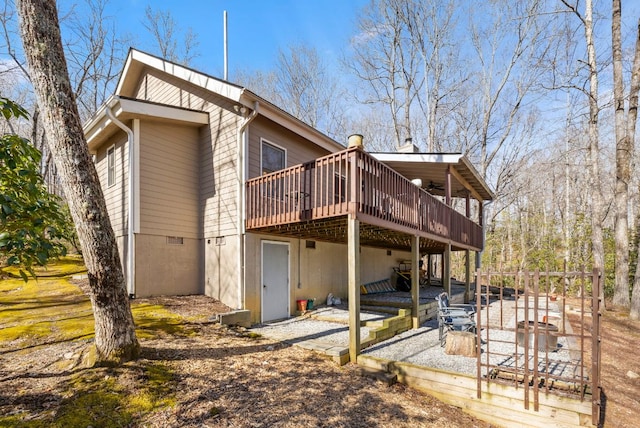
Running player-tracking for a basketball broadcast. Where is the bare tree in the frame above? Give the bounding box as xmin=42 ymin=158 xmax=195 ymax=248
xmin=612 ymin=0 xmax=640 ymax=308
xmin=63 ymin=0 xmax=129 ymax=121
xmin=1 ymin=0 xmax=128 ymax=197
xmin=400 ymin=0 xmax=462 ymax=152
xmin=347 ymin=0 xmax=421 ymax=149
xmin=142 ymin=5 xmax=199 ymax=66
xmin=468 ymin=0 xmax=548 ymax=177
xmin=234 ymin=44 xmax=347 ymax=141
xmin=17 ymin=0 xmax=139 ymax=364
xmin=561 ymin=0 xmax=606 ymax=303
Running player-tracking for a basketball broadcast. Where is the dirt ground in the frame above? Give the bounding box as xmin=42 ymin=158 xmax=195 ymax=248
xmin=594 ymin=306 xmax=640 ymax=427
xmin=1 ymin=280 xmax=638 ymax=427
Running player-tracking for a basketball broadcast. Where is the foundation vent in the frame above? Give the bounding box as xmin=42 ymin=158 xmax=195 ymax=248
xmin=167 ymin=236 xmax=184 ymax=245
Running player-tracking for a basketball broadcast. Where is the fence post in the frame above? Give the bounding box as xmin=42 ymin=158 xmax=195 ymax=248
xmin=592 ymin=268 xmax=602 ymax=426
xmin=476 ymin=268 xmax=482 ymax=399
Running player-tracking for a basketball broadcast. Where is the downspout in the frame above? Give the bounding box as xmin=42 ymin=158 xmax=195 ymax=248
xmin=106 ymin=103 xmax=136 ymax=297
xmin=237 ymin=101 xmax=259 ymax=309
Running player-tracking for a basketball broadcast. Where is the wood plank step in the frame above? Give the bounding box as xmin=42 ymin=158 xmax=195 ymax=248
xmin=361 ymin=305 xmax=400 ymax=315
xmin=360 ymin=299 xmax=412 ymax=309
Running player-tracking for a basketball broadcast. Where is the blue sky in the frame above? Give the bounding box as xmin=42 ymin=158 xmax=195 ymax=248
xmin=101 ymin=0 xmax=369 ymax=78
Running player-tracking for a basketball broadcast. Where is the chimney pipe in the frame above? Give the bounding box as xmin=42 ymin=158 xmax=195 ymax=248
xmin=348 ymin=134 xmax=363 ymax=149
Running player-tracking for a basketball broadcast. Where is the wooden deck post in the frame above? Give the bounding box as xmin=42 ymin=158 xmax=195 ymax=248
xmin=465 ymin=250 xmax=471 ymax=303
xmin=348 ymin=216 xmax=360 ymax=363
xmin=465 ymin=192 xmax=471 ymax=303
xmin=444 ymin=244 xmax=451 ymax=296
xmin=411 ymin=235 xmax=420 ymax=328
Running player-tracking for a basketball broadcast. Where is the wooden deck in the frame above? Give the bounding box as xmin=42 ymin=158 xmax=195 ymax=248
xmin=245 ymin=147 xmax=483 ymax=252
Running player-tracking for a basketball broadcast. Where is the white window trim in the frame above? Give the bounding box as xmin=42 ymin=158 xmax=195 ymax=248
xmin=107 ymin=144 xmax=116 ymax=187
xmin=260 ymin=138 xmax=287 ymax=175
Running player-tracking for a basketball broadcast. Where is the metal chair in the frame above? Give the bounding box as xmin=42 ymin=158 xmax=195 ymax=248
xmin=435 ymin=292 xmax=476 ymax=347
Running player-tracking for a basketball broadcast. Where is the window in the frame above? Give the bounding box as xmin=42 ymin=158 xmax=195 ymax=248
xmin=261 ymin=140 xmax=286 ymax=175
xmin=107 ymin=145 xmax=116 ymax=187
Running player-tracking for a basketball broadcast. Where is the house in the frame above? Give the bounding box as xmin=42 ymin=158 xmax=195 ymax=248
xmin=83 ymin=48 xmax=494 ymax=329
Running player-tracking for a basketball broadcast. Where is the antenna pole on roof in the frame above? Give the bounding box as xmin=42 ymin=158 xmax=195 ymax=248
xmin=223 ymin=10 xmax=228 ymax=80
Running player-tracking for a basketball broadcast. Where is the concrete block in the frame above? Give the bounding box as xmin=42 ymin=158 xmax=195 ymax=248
xmin=216 ymin=310 xmax=252 ymax=327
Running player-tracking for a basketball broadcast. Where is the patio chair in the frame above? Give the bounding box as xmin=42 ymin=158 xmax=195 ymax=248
xmin=435 ymin=292 xmax=476 ymax=347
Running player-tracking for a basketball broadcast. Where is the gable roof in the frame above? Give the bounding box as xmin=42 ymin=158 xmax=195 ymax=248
xmin=83 ymin=95 xmax=209 ymax=151
xmin=116 ymin=48 xmax=345 ymax=153
xmin=370 ymin=152 xmax=494 ymax=201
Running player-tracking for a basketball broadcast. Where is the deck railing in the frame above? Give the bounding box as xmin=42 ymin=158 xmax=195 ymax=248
xmin=245 ymin=147 xmax=483 ymax=249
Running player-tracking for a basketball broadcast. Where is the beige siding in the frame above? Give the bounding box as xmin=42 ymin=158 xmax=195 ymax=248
xmin=138 ymin=121 xmax=200 ymax=238
xmin=135 ymin=234 xmax=201 ymax=296
xmin=243 ymin=232 xmax=411 ymax=324
xmin=130 ymin=67 xmax=241 ymax=238
xmin=204 ymin=236 xmax=240 ymax=308
xmin=247 ymin=116 xmax=332 ymax=179
xmin=200 ymin=108 xmax=240 ymax=237
xmin=94 ymin=132 xmax=129 ymax=237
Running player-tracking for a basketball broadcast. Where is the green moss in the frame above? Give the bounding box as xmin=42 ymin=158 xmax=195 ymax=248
xmin=0 ymin=276 xmax=94 ymax=348
xmin=0 ymin=263 xmax=196 ymax=349
xmin=54 ymin=385 xmax=134 ymax=428
xmin=51 ymin=364 xmax=177 ymax=427
xmin=132 ymin=303 xmax=194 ymax=339
xmin=131 ymin=364 xmax=177 ymax=410
xmin=2 ymin=255 xmax=87 ymax=278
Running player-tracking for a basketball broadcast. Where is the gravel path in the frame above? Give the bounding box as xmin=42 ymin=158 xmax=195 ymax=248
xmin=250 ymin=314 xmax=373 ymax=346
xmin=252 ymin=297 xmax=579 ymax=381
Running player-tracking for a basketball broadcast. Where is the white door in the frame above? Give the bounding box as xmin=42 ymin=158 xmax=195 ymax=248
xmin=261 ymin=241 xmax=289 ymax=322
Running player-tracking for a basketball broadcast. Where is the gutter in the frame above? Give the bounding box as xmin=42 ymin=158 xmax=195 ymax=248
xmin=105 ymin=101 xmax=137 ymax=297
xmin=237 ymin=101 xmax=259 ymax=309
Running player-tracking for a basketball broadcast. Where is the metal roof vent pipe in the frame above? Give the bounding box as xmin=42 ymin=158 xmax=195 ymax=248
xmin=348 ymin=133 xmax=363 ymax=149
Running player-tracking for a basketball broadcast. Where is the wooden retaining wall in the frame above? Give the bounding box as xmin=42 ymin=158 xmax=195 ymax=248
xmin=362 ymin=309 xmax=412 ymax=347
xmin=358 ymin=355 xmax=593 ymax=428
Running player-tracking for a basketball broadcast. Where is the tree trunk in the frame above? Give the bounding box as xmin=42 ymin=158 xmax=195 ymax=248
xmin=16 ymin=0 xmax=139 ymax=363
xmin=584 ymin=0 xmax=606 ymax=306
xmin=628 ymin=18 xmax=640 ymax=319
xmin=612 ymin=0 xmax=631 ymax=307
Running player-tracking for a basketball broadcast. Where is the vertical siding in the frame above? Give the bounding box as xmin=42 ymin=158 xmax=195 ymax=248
xmin=138 ymin=121 xmax=200 ymax=238
xmin=247 ymin=116 xmax=333 ymax=179
xmin=94 ymin=132 xmax=129 ymax=237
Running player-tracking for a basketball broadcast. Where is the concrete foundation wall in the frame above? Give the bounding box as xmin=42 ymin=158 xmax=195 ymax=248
xmin=241 ymin=233 xmax=412 ymax=324
xmin=203 ymin=234 xmax=241 ymax=309
xmin=134 ymin=234 xmax=202 ymax=297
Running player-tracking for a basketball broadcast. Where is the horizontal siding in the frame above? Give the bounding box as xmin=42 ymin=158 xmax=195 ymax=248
xmin=139 ymin=121 xmax=200 ymax=238
xmin=200 ymin=101 xmax=240 ymax=237
xmin=130 ymin=67 xmax=242 ymax=238
xmin=135 ymin=69 xmax=214 ymax=112
xmin=94 ymin=132 xmax=129 ymax=236
xmin=247 ymin=116 xmax=332 ymax=179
